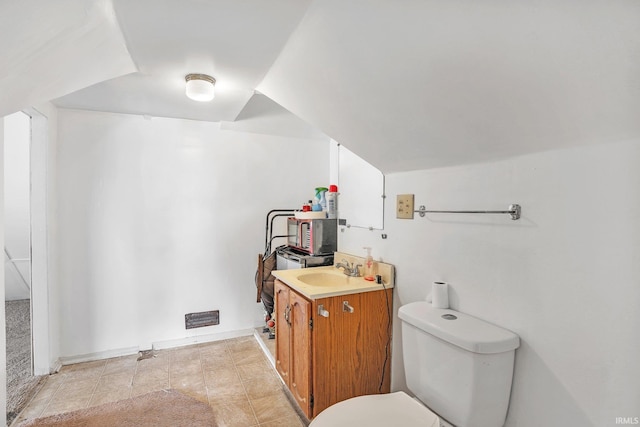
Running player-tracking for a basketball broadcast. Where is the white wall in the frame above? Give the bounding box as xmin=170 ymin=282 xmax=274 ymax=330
xmin=28 ymin=102 xmax=59 ymax=375
xmin=56 ymin=109 xmax=329 ymax=358
xmin=4 ymin=112 xmax=31 ymax=300
xmin=338 ymin=139 xmax=640 ymax=426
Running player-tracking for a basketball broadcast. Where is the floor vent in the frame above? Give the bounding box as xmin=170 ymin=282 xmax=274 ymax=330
xmin=185 ymin=310 xmax=219 ymax=329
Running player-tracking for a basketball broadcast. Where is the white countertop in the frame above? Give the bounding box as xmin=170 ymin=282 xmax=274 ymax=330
xmin=272 ymin=265 xmax=394 ymax=300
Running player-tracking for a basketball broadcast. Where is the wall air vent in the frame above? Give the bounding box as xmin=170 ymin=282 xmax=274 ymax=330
xmin=185 ymin=310 xmax=219 ymax=329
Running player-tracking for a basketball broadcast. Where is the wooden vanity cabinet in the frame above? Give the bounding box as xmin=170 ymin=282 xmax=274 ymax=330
xmin=274 ymin=281 xmax=313 ymax=416
xmin=274 ymin=279 xmax=392 ymax=419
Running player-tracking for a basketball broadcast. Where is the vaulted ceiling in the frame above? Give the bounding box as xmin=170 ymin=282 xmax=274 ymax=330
xmin=2 ymin=0 xmax=639 ymax=173
xmin=52 ymin=0 xmax=312 ymax=123
xmin=258 ymin=0 xmax=640 ymax=172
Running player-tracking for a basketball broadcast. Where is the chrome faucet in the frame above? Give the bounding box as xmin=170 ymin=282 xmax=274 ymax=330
xmin=335 ymin=259 xmax=362 ymax=277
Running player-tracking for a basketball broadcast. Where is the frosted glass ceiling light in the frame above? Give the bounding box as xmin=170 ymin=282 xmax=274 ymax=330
xmin=185 ymin=73 xmax=216 ymax=102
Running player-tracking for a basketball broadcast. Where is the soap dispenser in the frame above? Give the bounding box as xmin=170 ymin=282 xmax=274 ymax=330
xmin=363 ymin=247 xmax=377 ymax=281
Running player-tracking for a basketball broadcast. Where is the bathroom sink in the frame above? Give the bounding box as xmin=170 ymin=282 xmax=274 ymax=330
xmin=296 ymin=272 xmax=354 ymax=287
xmin=272 ymin=261 xmax=394 ymax=299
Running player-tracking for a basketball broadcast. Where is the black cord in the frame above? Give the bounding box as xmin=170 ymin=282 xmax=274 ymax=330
xmin=377 ymin=275 xmax=392 ymax=393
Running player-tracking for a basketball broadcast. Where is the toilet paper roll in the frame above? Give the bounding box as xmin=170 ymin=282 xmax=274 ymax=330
xmin=432 ymin=282 xmax=449 ymax=309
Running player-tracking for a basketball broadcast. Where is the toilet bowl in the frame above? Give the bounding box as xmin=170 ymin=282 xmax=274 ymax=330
xmin=309 ymin=391 xmax=441 ymax=427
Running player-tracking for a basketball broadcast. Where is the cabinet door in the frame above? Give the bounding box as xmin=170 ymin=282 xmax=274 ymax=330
xmin=274 ymin=281 xmax=291 ymax=385
xmin=312 ymin=289 xmax=393 ymax=416
xmin=289 ymin=289 xmax=313 ymax=418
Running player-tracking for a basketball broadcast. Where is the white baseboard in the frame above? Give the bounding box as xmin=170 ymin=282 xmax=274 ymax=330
xmin=253 ymin=329 xmax=276 ymax=368
xmin=49 ymin=358 xmax=63 ymax=374
xmin=53 ymin=329 xmax=257 ymax=367
xmin=151 ymin=329 xmax=255 ymax=351
xmin=58 ymin=346 xmax=140 ymax=366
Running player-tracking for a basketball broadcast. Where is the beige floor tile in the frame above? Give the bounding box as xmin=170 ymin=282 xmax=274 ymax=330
xmin=137 ymin=376 xmax=170 ymax=391
xmin=243 ymin=375 xmax=283 ymax=400
xmin=171 ymin=372 xmax=205 ymax=390
xmin=203 ymin=366 xmax=242 ymax=388
xmin=59 ymin=359 xmax=106 ymax=373
xmin=227 ymin=337 xmax=260 ymax=354
xmin=259 ymin=413 xmax=305 ymax=427
xmin=232 ymin=347 xmax=267 ymax=366
xmin=24 ymin=393 xmax=54 ymax=412
xmin=209 ymin=396 xmax=258 ymax=427
xmin=41 ymin=395 xmax=90 ymax=417
xmin=236 ymin=359 xmax=277 ymax=382
xmin=94 ymin=371 xmax=134 ymax=393
xmin=133 ymin=367 xmax=169 ymax=386
xmin=206 ymin=380 xmax=247 ymax=403
xmin=57 ymin=376 xmax=99 ymax=392
xmin=170 ymin=345 xmax=202 ymax=362
xmin=17 ymin=335 xmax=282 ymax=426
xmin=88 ymin=387 xmax=132 ymax=406
xmin=30 ymin=380 xmax=61 ymax=402
xmin=58 ymin=360 xmax=106 ymax=381
xmin=13 ymin=397 xmax=49 ymax=423
xmin=130 ymin=380 xmax=170 ymax=398
xmin=103 ymin=354 xmax=139 ymax=375
xmin=250 ymin=391 xmax=300 ymax=424
xmin=227 ymin=335 xmax=256 ymax=345
xmin=39 ymin=374 xmax=66 ymax=388
xmin=136 ymin=354 xmax=170 ymax=372
xmin=57 ymin=368 xmax=103 ymax=382
xmin=50 ymin=382 xmax=97 ymax=402
xmin=103 ymin=364 xmax=137 ymax=377
xmin=169 ymin=358 xmax=202 ymax=376
xmin=198 ymin=340 xmax=229 ymax=353
xmin=201 ymin=352 xmax=235 ymax=370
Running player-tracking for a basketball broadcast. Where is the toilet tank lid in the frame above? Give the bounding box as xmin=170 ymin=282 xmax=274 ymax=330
xmin=398 ymin=301 xmax=520 ymax=354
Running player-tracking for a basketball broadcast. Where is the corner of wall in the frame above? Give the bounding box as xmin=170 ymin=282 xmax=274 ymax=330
xmin=0 ymin=114 xmax=8 ymax=426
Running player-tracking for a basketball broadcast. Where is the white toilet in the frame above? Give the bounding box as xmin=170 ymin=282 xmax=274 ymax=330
xmin=310 ymin=301 xmax=520 ymax=427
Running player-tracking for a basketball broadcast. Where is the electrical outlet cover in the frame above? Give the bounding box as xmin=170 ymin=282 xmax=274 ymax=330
xmin=396 ymin=194 xmax=414 ymax=219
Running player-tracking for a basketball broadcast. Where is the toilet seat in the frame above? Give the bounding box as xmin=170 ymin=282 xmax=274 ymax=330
xmin=309 ymin=391 xmax=440 ymax=427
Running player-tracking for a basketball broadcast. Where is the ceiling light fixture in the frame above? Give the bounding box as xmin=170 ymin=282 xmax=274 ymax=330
xmin=185 ymin=73 xmax=216 ymax=102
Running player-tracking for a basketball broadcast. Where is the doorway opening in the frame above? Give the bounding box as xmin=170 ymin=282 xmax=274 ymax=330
xmin=4 ymin=111 xmax=46 ymax=423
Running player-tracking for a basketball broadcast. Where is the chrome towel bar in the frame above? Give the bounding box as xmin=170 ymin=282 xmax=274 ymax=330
xmin=414 ymin=204 xmax=521 ymax=220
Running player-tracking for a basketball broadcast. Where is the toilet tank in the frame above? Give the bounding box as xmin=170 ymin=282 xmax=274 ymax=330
xmin=398 ymin=302 xmax=520 ymax=427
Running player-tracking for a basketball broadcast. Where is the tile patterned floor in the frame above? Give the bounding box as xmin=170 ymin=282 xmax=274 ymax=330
xmin=14 ymin=335 xmax=304 ymax=427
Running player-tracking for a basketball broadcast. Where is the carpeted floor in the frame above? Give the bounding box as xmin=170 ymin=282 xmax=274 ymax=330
xmin=16 ymin=389 xmax=217 ymax=427
xmin=6 ymin=299 xmax=45 ymax=425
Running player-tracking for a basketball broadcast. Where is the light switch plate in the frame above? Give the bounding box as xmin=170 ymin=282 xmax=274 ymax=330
xmin=396 ymin=194 xmax=415 ymax=219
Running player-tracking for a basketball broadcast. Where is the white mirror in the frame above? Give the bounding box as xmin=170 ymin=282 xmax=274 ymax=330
xmin=337 ymin=144 xmax=385 ymax=229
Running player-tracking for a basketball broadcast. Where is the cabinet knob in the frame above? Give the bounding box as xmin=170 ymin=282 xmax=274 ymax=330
xmin=343 ymin=301 xmax=355 ymax=313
